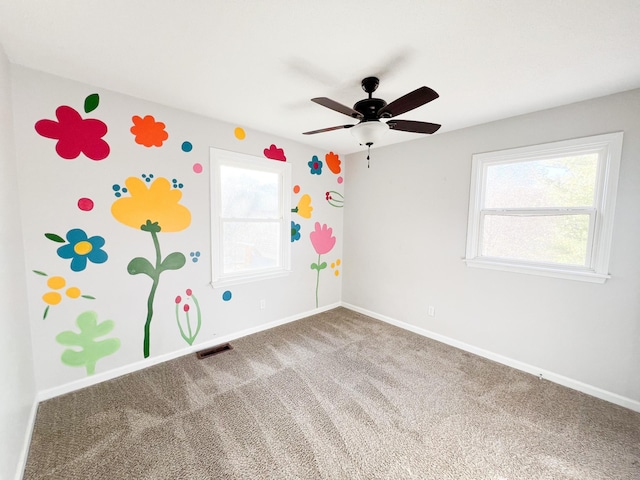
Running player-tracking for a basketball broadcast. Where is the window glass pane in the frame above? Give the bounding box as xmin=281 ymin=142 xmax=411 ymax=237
xmin=484 ymin=154 xmax=598 ymax=209
xmin=220 ymin=166 xmax=279 ymax=218
xmin=481 ymin=214 xmax=590 ymax=266
xmin=222 ymin=221 xmax=280 ymax=274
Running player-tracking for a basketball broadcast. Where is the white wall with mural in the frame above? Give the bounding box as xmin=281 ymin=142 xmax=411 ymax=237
xmin=12 ymin=65 xmax=345 ymax=394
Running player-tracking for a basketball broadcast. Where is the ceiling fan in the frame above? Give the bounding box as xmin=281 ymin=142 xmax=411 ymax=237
xmin=303 ymin=76 xmax=441 ymax=148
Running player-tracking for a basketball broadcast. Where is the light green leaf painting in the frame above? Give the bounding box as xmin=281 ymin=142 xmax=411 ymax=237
xmin=56 ymin=310 xmax=121 ymax=375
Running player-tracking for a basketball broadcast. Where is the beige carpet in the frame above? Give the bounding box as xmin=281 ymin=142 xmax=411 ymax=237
xmin=24 ymin=307 xmax=640 ymax=479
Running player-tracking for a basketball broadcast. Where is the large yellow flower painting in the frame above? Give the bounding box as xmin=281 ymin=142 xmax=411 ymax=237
xmin=111 ymin=176 xmax=191 ymax=358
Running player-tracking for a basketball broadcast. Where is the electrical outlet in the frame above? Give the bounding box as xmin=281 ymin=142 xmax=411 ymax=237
xmin=260 ymin=299 xmax=266 ymax=310
xmin=428 ymin=305 xmax=435 ymax=317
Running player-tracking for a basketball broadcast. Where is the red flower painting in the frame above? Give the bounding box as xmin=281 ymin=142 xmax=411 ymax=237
xmin=35 ymin=106 xmax=110 ymax=160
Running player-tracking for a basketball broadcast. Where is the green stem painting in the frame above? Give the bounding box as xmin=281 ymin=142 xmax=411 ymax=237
xmin=310 ymin=253 xmax=327 ymax=308
xmin=127 ymin=221 xmax=185 ymax=358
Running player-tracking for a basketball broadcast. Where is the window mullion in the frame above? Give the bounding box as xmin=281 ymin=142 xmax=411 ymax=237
xmin=481 ymin=207 xmax=596 ymax=216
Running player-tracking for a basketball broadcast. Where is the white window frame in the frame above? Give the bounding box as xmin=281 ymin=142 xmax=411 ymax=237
xmin=210 ymin=147 xmax=291 ymax=287
xmin=465 ymin=132 xmax=623 ymax=283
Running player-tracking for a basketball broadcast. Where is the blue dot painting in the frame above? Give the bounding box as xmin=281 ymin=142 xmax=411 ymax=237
xmin=181 ymin=141 xmax=193 ymax=152
xmin=112 ymin=184 xmax=127 ymax=198
xmin=222 ymin=291 xmax=232 ymax=301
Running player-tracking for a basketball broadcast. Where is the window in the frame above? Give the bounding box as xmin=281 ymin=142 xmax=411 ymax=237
xmin=465 ymin=132 xmax=623 ymax=283
xmin=210 ymin=148 xmax=291 ymax=286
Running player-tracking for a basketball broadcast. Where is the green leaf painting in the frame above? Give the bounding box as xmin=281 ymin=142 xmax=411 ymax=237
xmin=56 ymin=310 xmax=120 ymax=375
xmin=160 ymin=252 xmax=186 ymax=272
xmin=127 ymin=257 xmax=155 ymax=277
xmin=84 ymin=93 xmax=100 ymax=113
xmin=45 ymin=233 xmax=66 ymax=243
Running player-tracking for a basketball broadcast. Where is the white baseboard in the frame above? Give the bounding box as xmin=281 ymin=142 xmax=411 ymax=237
xmin=341 ymin=302 xmax=640 ymax=413
xmin=37 ymin=302 xmax=340 ymax=402
xmin=15 ymin=394 xmax=38 ymax=480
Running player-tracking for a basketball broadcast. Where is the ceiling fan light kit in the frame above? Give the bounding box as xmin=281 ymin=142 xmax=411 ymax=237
xmin=350 ymin=120 xmax=388 ymax=146
xmin=303 ymin=76 xmax=441 ymax=165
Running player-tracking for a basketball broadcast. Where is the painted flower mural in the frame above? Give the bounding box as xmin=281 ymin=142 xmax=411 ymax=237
xmin=130 ymin=115 xmax=169 ymax=147
xmin=33 ymin=270 xmax=95 ymax=319
xmin=111 ymin=176 xmax=191 ymax=358
xmin=310 ymin=222 xmax=336 ymax=307
xmin=53 ymin=229 xmax=109 ymax=272
xmin=175 ymin=288 xmax=202 ymax=346
xmin=325 ymin=151 xmax=342 ymax=174
xmin=308 ymin=156 xmax=323 ymax=175
xmin=292 ymin=194 xmax=313 ymax=218
xmin=35 ymin=105 xmax=110 ymax=160
xmin=264 ymin=144 xmax=286 ymax=161
xmin=291 ymin=221 xmax=301 ymax=242
xmin=325 ymin=191 xmax=344 ymax=208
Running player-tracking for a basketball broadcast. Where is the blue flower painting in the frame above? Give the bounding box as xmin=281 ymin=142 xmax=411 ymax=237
xmin=57 ymin=228 xmax=108 ymax=272
xmin=308 ymin=155 xmax=323 ymax=175
xmin=291 ymin=221 xmax=301 ymax=242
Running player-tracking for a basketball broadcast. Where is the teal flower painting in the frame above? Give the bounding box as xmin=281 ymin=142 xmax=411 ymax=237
xmin=50 ymin=229 xmax=108 ymax=272
xmin=291 ymin=221 xmax=301 ymax=242
xmin=308 ymin=155 xmax=323 ymax=175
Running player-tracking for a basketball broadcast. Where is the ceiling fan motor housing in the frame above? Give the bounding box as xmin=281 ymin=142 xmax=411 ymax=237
xmin=354 ymin=98 xmax=388 ymax=121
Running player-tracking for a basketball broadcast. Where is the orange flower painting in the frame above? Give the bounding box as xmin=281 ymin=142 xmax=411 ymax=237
xmin=130 ymin=115 xmax=168 ymax=147
xmin=325 ymin=151 xmax=341 ymax=174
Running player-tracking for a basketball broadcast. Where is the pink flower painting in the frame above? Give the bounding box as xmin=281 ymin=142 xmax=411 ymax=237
xmin=310 ymin=222 xmax=336 ymax=307
xmin=310 ymin=222 xmax=336 ymax=255
xmin=264 ymin=144 xmax=286 ymax=161
xmin=35 ymin=105 xmax=110 ymax=160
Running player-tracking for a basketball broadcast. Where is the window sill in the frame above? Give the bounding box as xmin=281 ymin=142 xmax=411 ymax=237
xmin=464 ymin=258 xmax=610 ymax=284
xmin=210 ymin=269 xmax=290 ymax=288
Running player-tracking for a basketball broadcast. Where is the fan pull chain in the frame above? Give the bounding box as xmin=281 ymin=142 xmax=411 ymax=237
xmin=367 ymin=144 xmax=371 ymax=168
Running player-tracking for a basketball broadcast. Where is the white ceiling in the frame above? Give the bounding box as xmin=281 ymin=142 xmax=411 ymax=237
xmin=1 ymin=1 xmax=640 ymax=154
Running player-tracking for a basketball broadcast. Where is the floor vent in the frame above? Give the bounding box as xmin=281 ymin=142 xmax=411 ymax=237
xmin=196 ymin=343 xmax=233 ymax=359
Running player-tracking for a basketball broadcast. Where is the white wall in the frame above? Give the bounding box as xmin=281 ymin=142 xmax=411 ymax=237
xmin=0 ymin=49 xmax=37 ymax=479
xmin=343 ymin=89 xmax=640 ymax=406
xmin=11 ymin=66 xmax=345 ymax=396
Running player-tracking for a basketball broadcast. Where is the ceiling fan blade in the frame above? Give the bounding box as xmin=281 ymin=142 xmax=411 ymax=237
xmin=311 ymin=97 xmax=363 ymax=119
xmin=303 ymin=124 xmax=355 ymax=135
xmin=387 ymin=120 xmax=441 ymax=134
xmin=378 ymin=86 xmax=439 ymax=118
